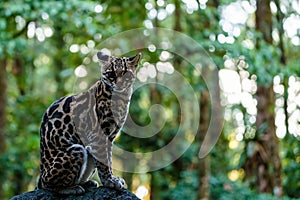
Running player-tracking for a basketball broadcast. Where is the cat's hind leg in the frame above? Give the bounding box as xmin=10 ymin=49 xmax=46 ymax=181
xmin=78 ymin=146 xmax=98 ymax=189
xmin=41 ymin=144 xmax=90 ymax=195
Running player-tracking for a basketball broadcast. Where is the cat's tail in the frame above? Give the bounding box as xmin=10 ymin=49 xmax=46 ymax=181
xmin=35 ymin=177 xmax=42 ymax=190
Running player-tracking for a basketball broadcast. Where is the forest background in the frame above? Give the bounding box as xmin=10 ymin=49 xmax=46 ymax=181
xmin=1 ymin=0 xmax=300 ymax=199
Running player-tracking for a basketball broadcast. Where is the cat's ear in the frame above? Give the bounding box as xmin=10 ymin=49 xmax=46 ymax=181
xmin=128 ymin=53 xmax=141 ymax=66
xmin=97 ymin=52 xmax=110 ymax=74
xmin=97 ymin=52 xmax=110 ymax=62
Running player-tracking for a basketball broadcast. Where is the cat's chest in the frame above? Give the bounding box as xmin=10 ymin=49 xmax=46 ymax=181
xmin=98 ymin=95 xmax=131 ymax=120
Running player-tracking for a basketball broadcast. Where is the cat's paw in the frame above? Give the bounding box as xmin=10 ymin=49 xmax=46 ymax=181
xmin=81 ymin=180 xmax=99 ymax=188
xmin=101 ymin=176 xmax=125 ymax=190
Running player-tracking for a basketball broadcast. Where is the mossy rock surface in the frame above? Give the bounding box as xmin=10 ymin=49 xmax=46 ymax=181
xmin=11 ymin=186 xmax=141 ymax=200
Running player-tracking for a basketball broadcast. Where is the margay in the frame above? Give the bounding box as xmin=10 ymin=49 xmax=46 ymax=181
xmin=37 ymin=52 xmax=141 ymax=194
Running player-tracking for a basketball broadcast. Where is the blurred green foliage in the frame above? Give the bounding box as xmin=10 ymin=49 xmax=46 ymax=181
xmin=1 ymin=0 xmax=300 ymax=200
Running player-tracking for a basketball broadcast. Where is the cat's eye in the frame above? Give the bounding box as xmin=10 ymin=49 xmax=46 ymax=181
xmin=104 ymin=71 xmax=117 ymax=81
xmin=105 ymin=71 xmax=114 ymax=76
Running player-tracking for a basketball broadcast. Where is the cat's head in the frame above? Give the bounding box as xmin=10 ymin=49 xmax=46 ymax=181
xmin=97 ymin=52 xmax=141 ymax=91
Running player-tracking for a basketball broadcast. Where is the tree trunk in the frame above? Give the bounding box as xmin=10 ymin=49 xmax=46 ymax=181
xmin=53 ymin=25 xmax=67 ymax=98
xmin=149 ymin=85 xmax=163 ymax=200
xmin=195 ymin=1 xmax=221 ymax=199
xmin=197 ymin=89 xmax=210 ymax=200
xmin=255 ymin=0 xmax=272 ymax=43
xmin=0 ymin=58 xmax=7 ymax=200
xmin=174 ymin=0 xmax=182 ymax=32
xmin=253 ymin=0 xmax=282 ymax=196
xmin=274 ymin=0 xmax=288 ymax=136
xmin=12 ymin=56 xmax=26 ymax=96
xmin=150 ymin=172 xmax=159 ymax=200
xmin=255 ymin=86 xmax=282 ymax=196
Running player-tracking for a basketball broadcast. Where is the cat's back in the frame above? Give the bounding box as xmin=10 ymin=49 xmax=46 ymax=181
xmin=41 ymin=96 xmax=73 ymax=126
xmin=40 ymin=95 xmax=81 ymax=147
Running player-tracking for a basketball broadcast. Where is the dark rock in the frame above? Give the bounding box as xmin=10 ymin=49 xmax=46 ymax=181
xmin=11 ymin=186 xmax=141 ymax=200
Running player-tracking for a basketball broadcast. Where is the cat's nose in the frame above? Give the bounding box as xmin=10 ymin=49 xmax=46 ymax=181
xmin=115 ymin=68 xmax=122 ymax=76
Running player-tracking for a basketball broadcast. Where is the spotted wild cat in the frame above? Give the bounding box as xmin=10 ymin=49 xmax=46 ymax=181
xmin=37 ymin=52 xmax=141 ymax=194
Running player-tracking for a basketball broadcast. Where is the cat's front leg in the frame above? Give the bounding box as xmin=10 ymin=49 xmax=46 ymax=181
xmin=96 ymin=162 xmax=125 ymax=190
xmin=95 ymin=140 xmax=125 ymax=190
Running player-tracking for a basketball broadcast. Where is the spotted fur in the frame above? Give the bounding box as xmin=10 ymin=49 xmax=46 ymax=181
xmin=37 ymin=52 xmax=141 ymax=194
